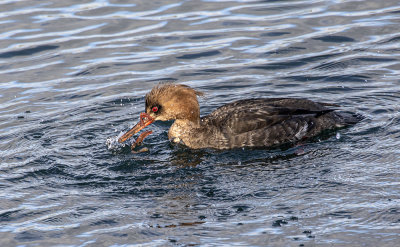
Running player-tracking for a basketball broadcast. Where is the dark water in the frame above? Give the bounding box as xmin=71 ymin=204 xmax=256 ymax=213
xmin=1 ymin=0 xmax=400 ymax=246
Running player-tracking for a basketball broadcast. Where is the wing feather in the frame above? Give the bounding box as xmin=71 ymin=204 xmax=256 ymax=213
xmin=203 ymin=98 xmax=335 ymax=135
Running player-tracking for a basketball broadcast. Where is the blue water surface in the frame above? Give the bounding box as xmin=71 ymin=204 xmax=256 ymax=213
xmin=1 ymin=0 xmax=400 ymax=246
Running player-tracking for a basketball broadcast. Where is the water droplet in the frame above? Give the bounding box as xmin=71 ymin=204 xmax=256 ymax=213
xmin=117 ymin=131 xmax=124 ymax=139
xmin=336 ymin=132 xmax=341 ymax=139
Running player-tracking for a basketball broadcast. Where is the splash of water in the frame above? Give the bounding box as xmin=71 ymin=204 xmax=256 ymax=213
xmin=106 ymin=132 xmax=126 ymax=150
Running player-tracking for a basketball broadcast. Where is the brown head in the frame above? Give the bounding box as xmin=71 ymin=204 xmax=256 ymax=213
xmin=145 ymin=83 xmax=203 ymax=123
xmin=118 ymin=83 xmax=203 ymax=143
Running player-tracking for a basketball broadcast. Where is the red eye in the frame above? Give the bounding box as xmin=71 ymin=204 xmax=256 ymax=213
xmin=152 ymin=106 xmax=158 ymax=112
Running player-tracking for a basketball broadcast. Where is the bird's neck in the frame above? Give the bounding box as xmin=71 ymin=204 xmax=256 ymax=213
xmin=168 ymin=119 xmax=200 ymax=145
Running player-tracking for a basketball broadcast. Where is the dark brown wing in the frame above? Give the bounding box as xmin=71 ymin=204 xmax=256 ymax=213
xmin=193 ymin=98 xmax=360 ymax=149
xmin=204 ymin=98 xmax=335 ymax=135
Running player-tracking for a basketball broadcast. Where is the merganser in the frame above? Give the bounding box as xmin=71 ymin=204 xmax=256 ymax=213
xmin=118 ymin=84 xmax=360 ymax=150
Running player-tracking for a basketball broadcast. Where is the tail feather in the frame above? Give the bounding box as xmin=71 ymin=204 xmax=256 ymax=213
xmin=336 ymin=111 xmax=364 ymax=126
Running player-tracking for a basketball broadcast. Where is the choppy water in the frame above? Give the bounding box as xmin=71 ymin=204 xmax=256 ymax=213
xmin=1 ymin=0 xmax=400 ymax=246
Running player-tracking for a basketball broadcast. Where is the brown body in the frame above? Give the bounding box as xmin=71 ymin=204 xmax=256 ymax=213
xmin=119 ymin=84 xmax=360 ymax=150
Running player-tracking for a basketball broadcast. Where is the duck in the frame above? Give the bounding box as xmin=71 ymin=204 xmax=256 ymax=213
xmin=118 ymin=83 xmax=361 ymax=150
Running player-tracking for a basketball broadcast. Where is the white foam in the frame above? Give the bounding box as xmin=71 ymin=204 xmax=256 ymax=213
xmin=106 ymin=135 xmax=126 ymax=150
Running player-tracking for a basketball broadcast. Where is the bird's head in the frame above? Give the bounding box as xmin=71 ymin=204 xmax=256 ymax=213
xmin=118 ymin=83 xmax=203 ymax=143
